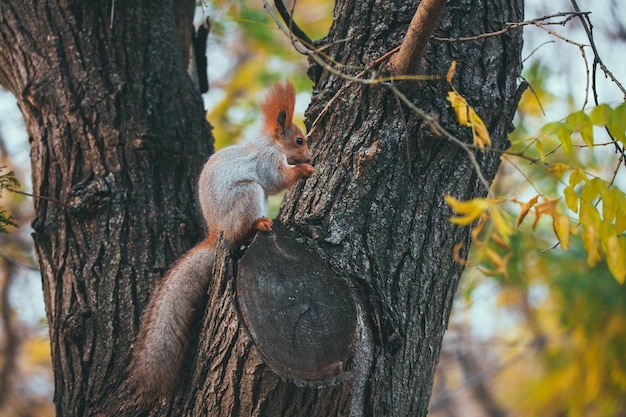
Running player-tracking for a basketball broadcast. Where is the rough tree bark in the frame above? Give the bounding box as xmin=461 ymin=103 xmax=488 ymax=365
xmin=0 ymin=0 xmax=523 ymax=416
xmin=0 ymin=1 xmax=212 ymax=416
xmin=281 ymin=1 xmax=524 ymax=414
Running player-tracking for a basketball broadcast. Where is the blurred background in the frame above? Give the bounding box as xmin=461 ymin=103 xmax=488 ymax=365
xmin=0 ymin=1 xmax=624 ymax=415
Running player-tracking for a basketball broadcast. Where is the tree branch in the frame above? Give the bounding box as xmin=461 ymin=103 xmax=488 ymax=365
xmin=570 ymin=0 xmax=626 ymax=99
xmin=388 ymin=0 xmax=448 ymax=75
xmin=273 ymin=0 xmax=313 ymax=46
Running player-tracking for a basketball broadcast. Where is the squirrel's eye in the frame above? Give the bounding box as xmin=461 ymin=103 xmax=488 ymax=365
xmin=295 ymin=137 xmax=304 ymax=145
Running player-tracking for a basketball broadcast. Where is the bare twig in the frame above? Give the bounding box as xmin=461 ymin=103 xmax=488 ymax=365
xmin=305 ymin=46 xmax=401 ymax=139
xmin=519 ymin=75 xmax=546 ymax=116
xmin=0 ymin=250 xmax=39 ymax=271
xmin=262 ymin=0 xmax=311 ymax=54
xmin=434 ymin=12 xmax=589 ymax=43
xmin=569 ymin=0 xmax=626 ymax=171
xmin=532 ymin=22 xmax=591 ymax=108
xmin=7 ymin=187 xmax=68 ymax=208
xmin=109 ymin=0 xmax=115 ymax=30
xmin=570 ymin=0 xmax=626 ymax=98
xmin=522 ymin=40 xmax=556 ymax=64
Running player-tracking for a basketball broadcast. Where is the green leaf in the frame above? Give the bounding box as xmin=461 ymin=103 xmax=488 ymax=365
xmin=0 ymin=167 xmax=19 ymax=233
xmin=580 ymin=178 xmax=607 ymax=205
xmin=0 ymin=167 xmax=19 ymax=189
xmin=616 ymin=207 xmax=626 ymax=235
xmin=569 ymin=169 xmax=586 ymax=187
xmin=590 ymin=104 xmax=613 ymax=126
xmin=0 ymin=208 xmax=17 ymax=233
xmin=601 ymin=187 xmax=618 ymax=223
xmin=542 ymin=121 xmax=572 ymax=155
xmin=608 ymin=102 xmax=626 ymax=143
xmin=565 ymin=110 xmax=594 ymax=149
xmin=535 ymin=140 xmax=545 ymax=162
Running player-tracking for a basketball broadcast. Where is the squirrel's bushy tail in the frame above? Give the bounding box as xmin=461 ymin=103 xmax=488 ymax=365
xmin=128 ymin=240 xmax=215 ymax=400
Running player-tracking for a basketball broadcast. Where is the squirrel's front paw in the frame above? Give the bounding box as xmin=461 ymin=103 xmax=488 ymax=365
xmin=297 ymin=163 xmax=316 ymax=178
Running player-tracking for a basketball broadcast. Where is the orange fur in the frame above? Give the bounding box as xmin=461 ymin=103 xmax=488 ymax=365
xmin=261 ymin=80 xmax=296 ymax=132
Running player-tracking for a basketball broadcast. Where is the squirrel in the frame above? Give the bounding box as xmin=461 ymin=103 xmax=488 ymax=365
xmin=127 ymin=80 xmax=315 ymax=401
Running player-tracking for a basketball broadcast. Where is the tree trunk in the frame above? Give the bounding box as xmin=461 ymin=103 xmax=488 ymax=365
xmin=0 ymin=0 xmax=523 ymax=416
xmin=281 ymin=1 xmax=524 ymax=415
xmin=0 ymin=1 xmax=212 ymax=416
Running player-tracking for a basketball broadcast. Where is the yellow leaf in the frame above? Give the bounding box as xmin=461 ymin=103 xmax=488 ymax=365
xmin=552 ymin=214 xmax=570 ymax=250
xmin=24 ymin=337 xmax=52 ymax=367
xmin=492 ymin=232 xmax=510 ymax=250
xmin=547 ymin=163 xmax=570 ymax=173
xmin=604 ymin=235 xmax=625 ymax=284
xmin=532 ymin=197 xmax=560 ymax=229
xmin=563 ymin=186 xmax=579 ymax=213
xmin=485 ymin=248 xmax=504 ymax=266
xmin=515 ymin=195 xmax=539 ymax=229
xmin=445 ymin=195 xmax=493 ymax=225
xmin=445 ymin=194 xmax=486 ymax=213
xmin=446 ymin=60 xmax=457 ymax=84
xmin=580 ymin=200 xmax=601 ymax=230
xmin=447 ymin=91 xmax=470 ymax=126
xmin=569 ymin=169 xmax=586 ymax=187
xmin=469 ymin=107 xmax=492 ymax=150
xmin=452 ymin=242 xmax=467 ymax=265
xmin=583 ymin=225 xmax=601 ymax=267
xmin=479 ymin=267 xmax=502 ymax=277
xmin=446 ymin=90 xmax=492 ymax=151
xmin=470 ymin=214 xmax=488 ymax=243
xmin=450 ymin=212 xmax=484 ymax=226
xmin=484 ymin=249 xmax=512 ymax=279
xmin=601 ymin=187 xmax=621 ymax=223
xmin=491 ymin=207 xmax=513 ymax=244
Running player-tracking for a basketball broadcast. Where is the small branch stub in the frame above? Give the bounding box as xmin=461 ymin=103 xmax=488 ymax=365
xmin=388 ymin=0 xmax=448 ymax=76
xmin=236 ymin=222 xmax=356 ymax=384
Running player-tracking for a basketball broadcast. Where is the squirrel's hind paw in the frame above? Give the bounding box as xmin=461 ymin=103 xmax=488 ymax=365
xmin=252 ymin=217 xmax=274 ymax=232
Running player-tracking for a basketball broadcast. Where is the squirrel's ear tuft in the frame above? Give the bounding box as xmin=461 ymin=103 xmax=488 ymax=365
xmin=276 ymin=109 xmax=287 ymax=130
xmin=261 ymin=80 xmax=295 ymax=134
